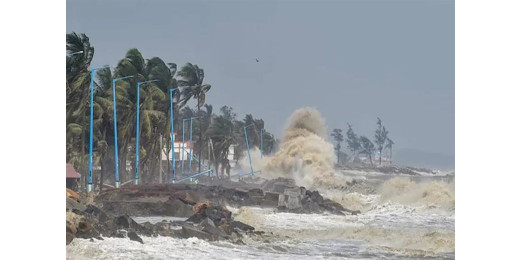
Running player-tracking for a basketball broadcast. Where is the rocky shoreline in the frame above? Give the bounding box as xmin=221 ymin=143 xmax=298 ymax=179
xmin=66 ymin=178 xmax=359 ymax=245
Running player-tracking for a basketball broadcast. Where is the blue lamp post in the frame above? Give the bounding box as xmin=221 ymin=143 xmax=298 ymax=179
xmin=112 ymin=75 xmax=134 ymax=188
xmin=244 ymin=124 xmax=255 ymax=175
xmin=166 ymin=86 xmax=189 ymax=183
xmin=87 ymin=66 xmax=109 ymax=192
xmin=181 ymin=117 xmax=200 ymax=175
xmin=181 ymin=118 xmax=189 ymax=176
xmin=134 ymin=80 xmax=159 ymax=185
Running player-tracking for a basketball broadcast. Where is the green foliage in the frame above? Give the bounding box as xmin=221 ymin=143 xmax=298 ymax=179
xmin=66 ymin=32 xmax=276 ymax=183
xmin=359 ymin=136 xmax=375 ymax=165
xmin=374 ymin=117 xmax=390 ymax=165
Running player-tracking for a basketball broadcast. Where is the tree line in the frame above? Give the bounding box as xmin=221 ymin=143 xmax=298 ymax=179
xmin=66 ymin=32 xmax=275 ymax=187
xmin=330 ymin=118 xmax=394 ymax=166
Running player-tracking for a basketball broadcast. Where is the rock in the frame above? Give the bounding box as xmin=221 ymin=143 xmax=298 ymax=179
xmin=66 ymin=188 xmax=80 ymax=201
xmin=84 ymin=204 xmax=110 ymax=222
xmin=248 ymin=188 xmax=264 ymax=198
xmin=66 ymin=220 xmax=77 ymax=234
xmin=200 ymin=218 xmax=226 ymax=238
xmin=277 ymin=187 xmax=303 ymax=210
xmin=155 ymin=222 xmax=171 ymax=236
xmin=192 ymin=201 xmax=212 ymax=214
xmin=128 ymin=231 xmax=144 ymax=244
xmin=66 ymin=232 xmax=75 ymax=245
xmin=229 ymin=221 xmax=255 ymax=232
xmin=181 ymin=225 xmax=216 ymax=241
xmin=142 ymin=222 xmax=155 ymax=235
xmin=113 ymin=230 xmax=126 ymax=238
xmin=67 ymin=197 xmax=87 ymax=212
xmin=262 ymin=192 xmax=280 ymax=207
xmin=115 ymin=215 xmax=141 ymax=231
xmin=187 ymin=205 xmax=231 ymax=226
xmin=75 ymin=218 xmax=100 ymax=238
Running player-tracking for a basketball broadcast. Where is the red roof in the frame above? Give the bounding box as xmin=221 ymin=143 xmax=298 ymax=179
xmin=66 ymin=163 xmax=81 ymax=178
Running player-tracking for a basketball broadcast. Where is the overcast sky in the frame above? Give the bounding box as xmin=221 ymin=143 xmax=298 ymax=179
xmin=67 ymin=0 xmax=454 ymax=157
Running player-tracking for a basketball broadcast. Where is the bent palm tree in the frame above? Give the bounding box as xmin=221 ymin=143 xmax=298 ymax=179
xmin=177 ymin=63 xmax=211 ymax=173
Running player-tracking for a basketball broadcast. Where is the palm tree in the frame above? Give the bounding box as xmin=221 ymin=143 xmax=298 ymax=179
xmin=359 ymin=136 xmax=375 ymax=166
xmin=206 ymin=114 xmax=236 ymax=178
xmin=112 ymin=49 xmax=169 ymax=182
xmin=177 ymin=63 xmax=212 ymax=173
xmin=385 ymin=137 xmax=394 ymax=164
xmin=66 ymin=32 xmax=95 ymax=186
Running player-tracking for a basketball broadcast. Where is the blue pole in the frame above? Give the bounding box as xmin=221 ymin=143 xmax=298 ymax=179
xmin=181 ymin=119 xmax=187 ymax=175
xmin=260 ymin=128 xmax=264 ymax=159
xmin=112 ymin=75 xmax=134 ymax=188
xmin=87 ymin=68 xmax=95 ymax=192
xmin=135 ymin=82 xmax=141 ymax=185
xmin=169 ymin=88 xmax=177 ymax=182
xmin=87 ymin=66 xmax=108 ymax=192
xmin=112 ymin=79 xmax=119 ymax=188
xmin=244 ymin=125 xmax=254 ymax=174
xmin=189 ymin=118 xmax=194 ymax=174
xmin=135 ymin=80 xmax=159 ymax=185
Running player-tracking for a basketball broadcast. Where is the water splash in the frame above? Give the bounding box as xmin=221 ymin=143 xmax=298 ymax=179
xmin=263 ymin=107 xmax=342 ymax=188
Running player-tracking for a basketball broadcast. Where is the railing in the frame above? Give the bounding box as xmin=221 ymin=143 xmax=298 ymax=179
xmin=175 ymin=169 xmax=215 ymax=183
xmin=232 ymin=170 xmax=261 ymax=179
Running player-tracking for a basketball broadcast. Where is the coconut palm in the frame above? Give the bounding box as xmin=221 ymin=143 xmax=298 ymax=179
xmin=66 ymin=32 xmax=95 ymax=184
xmin=177 ymin=63 xmax=212 ymax=173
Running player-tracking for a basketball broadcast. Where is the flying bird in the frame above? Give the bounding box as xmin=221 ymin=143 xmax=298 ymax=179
xmin=256 ymin=58 xmax=260 ymax=62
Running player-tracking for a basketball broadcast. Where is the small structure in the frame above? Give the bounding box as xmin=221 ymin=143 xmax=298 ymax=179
xmin=66 ymin=163 xmax=81 ymax=190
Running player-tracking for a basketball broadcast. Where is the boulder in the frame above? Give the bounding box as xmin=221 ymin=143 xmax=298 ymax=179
xmin=200 ymin=218 xmax=227 ymax=238
xmin=154 ymin=222 xmax=171 ymax=236
xmin=192 ymin=201 xmax=212 ymax=214
xmin=66 ymin=232 xmax=75 ymax=245
xmin=261 ymin=192 xmax=280 ymax=207
xmin=67 ymin=197 xmax=87 ymax=212
xmin=115 ymin=215 xmax=144 ymax=233
xmin=75 ymin=218 xmax=100 ymax=238
xmin=181 ymin=225 xmax=216 ymax=241
xmin=127 ymin=231 xmax=144 ymax=244
xmin=187 ymin=205 xmax=231 ymax=226
xmin=229 ymin=221 xmax=255 ymax=232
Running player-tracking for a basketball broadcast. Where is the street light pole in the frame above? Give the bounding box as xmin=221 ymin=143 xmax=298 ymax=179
xmin=134 ymin=80 xmax=159 ymax=185
xmin=189 ymin=117 xmax=194 ymax=174
xmin=87 ymin=66 xmax=109 ymax=193
xmin=244 ymin=124 xmax=255 ymax=174
xmin=112 ymin=75 xmax=134 ymax=188
xmin=167 ymin=87 xmax=188 ymax=183
xmin=181 ymin=118 xmax=188 ymax=176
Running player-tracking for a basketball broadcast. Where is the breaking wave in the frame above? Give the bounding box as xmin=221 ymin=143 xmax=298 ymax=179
xmin=263 ymin=107 xmax=344 ymax=188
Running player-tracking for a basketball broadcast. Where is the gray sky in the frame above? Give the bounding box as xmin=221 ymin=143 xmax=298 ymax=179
xmin=67 ymin=0 xmax=454 ymax=157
